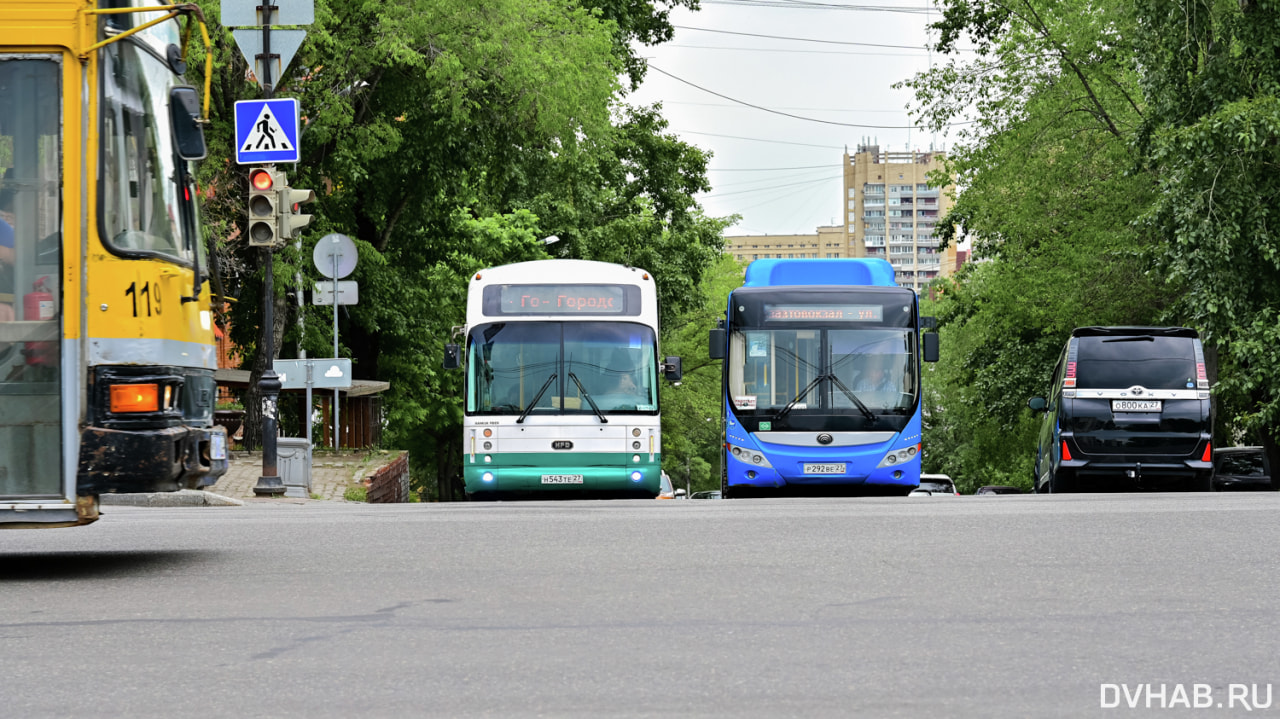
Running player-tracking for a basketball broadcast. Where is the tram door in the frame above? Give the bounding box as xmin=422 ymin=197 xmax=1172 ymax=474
xmin=0 ymin=56 xmax=64 ymax=497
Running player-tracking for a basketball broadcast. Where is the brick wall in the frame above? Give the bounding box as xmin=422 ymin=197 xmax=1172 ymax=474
xmin=365 ymin=452 xmax=409 ymax=503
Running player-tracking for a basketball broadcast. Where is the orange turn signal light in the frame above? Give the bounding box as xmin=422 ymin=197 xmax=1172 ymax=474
xmin=110 ymin=384 xmax=160 ymax=413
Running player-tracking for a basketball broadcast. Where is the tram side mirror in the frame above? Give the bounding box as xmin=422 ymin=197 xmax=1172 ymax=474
xmin=922 ymin=332 xmax=939 ymax=363
xmin=709 ymin=328 xmax=726 ymax=360
xmin=169 ymin=86 xmax=207 ymax=160
xmin=1028 ymin=397 xmax=1048 ymax=412
xmin=443 ymin=343 xmax=461 ymax=370
xmin=663 ymin=356 xmax=683 ymax=382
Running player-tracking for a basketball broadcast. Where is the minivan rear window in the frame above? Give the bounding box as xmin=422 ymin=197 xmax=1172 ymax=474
xmin=1075 ymin=336 xmax=1197 ymax=390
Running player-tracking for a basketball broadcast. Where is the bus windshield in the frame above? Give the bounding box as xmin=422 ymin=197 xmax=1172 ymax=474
xmin=728 ymin=328 xmax=916 ymax=414
xmin=467 ymin=321 xmax=658 ymax=414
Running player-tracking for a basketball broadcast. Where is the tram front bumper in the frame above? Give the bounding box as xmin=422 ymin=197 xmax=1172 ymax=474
xmin=78 ymin=424 xmax=229 ymax=495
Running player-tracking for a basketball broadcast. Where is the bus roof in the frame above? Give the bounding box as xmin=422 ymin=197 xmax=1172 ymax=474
xmin=742 ymin=258 xmax=897 ymax=288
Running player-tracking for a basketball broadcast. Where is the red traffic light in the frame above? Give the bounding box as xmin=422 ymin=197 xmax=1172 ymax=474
xmin=250 ymin=168 xmax=274 ymax=191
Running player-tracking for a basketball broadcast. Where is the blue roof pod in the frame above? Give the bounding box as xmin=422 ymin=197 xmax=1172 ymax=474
xmin=742 ymin=258 xmax=897 ymax=288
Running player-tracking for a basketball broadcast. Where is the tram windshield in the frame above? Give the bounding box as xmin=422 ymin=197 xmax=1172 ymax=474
xmin=99 ymin=31 xmax=201 ymax=265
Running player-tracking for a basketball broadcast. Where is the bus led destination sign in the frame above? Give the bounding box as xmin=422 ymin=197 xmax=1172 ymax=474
xmin=764 ymin=304 xmax=884 ymax=322
xmin=499 ymin=284 xmax=628 ymax=314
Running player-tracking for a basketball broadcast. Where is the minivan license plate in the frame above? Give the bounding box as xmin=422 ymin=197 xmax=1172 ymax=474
xmin=1112 ymin=400 xmax=1161 ymax=412
xmin=541 ymin=474 xmax=584 ymax=484
xmin=803 ymin=463 xmax=846 ymax=475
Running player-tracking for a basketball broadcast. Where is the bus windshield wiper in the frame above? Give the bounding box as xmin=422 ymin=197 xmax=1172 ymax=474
xmin=774 ymin=375 xmax=825 ymax=420
xmin=516 ymin=373 xmax=557 ymax=424
xmin=828 ymin=374 xmax=878 ymax=422
xmin=567 ymin=372 xmax=608 ymax=424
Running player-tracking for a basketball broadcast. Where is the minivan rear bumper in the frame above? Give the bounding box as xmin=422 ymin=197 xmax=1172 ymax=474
xmin=1060 ymin=434 xmax=1212 ymax=488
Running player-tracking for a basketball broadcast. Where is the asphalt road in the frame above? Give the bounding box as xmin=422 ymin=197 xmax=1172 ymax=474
xmin=4 ymin=493 xmax=1280 ymax=718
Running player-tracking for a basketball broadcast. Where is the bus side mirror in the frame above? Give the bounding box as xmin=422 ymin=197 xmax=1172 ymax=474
xmin=443 ymin=343 xmax=461 ymax=370
xmin=663 ymin=356 xmax=683 ymax=382
xmin=169 ymin=86 xmax=207 ymax=160
xmin=1028 ymin=397 xmax=1047 ymax=412
xmin=709 ymin=328 xmax=726 ymax=360
xmin=922 ymin=332 xmax=939 ymax=363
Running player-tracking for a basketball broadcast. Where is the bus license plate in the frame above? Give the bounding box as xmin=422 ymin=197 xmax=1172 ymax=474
xmin=803 ymin=463 xmax=846 ymax=475
xmin=210 ymin=432 xmax=227 ymax=460
xmin=1112 ymin=400 xmax=1161 ymax=412
xmin=541 ymin=474 xmax=584 ymax=484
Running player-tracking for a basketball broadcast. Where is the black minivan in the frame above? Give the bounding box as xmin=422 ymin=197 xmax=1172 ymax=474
xmin=1028 ymin=327 xmax=1214 ymax=492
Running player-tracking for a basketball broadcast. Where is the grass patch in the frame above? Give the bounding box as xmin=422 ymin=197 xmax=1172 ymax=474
xmin=343 ymin=485 xmax=367 ymax=502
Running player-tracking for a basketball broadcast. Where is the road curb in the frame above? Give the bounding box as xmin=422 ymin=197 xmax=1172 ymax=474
xmin=99 ymin=489 xmax=245 ymax=507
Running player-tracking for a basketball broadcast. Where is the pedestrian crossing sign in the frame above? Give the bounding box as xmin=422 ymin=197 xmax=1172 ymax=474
xmin=234 ymin=98 xmax=301 ymax=164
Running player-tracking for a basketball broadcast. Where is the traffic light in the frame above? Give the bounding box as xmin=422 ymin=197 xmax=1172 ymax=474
xmin=279 ymin=183 xmax=315 ymax=240
xmin=246 ymin=167 xmax=281 ymax=247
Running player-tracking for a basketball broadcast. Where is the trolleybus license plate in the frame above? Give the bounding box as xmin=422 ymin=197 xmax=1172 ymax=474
xmin=1112 ymin=400 xmax=1161 ymax=412
xmin=803 ymin=463 xmax=846 ymax=475
xmin=541 ymin=474 xmax=584 ymax=484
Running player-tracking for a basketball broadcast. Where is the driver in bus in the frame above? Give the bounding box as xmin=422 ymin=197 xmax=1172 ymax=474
xmin=856 ymin=356 xmax=897 ymax=393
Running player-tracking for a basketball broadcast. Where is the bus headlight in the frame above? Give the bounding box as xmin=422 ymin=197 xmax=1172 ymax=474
xmin=876 ymin=444 xmax=920 ymax=469
xmin=727 ymin=444 xmax=772 ymax=468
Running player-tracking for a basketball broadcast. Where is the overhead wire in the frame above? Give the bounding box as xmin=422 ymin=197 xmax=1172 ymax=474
xmin=671 ymin=25 xmax=966 ymax=51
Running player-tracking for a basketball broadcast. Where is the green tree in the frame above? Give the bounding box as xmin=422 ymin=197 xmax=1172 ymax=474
xmin=1134 ymin=0 xmax=1280 ymax=471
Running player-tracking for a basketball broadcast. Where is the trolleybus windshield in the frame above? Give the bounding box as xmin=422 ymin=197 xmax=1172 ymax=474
xmin=467 ymin=321 xmax=658 ymax=414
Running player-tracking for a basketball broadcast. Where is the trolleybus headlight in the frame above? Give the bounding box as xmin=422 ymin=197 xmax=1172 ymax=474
xmin=483 ymin=455 xmax=492 ymax=463
xmin=630 ymin=471 xmax=643 ymax=482
xmin=632 ymin=428 xmax=642 ymax=437
xmin=483 ymin=441 xmax=492 ymax=450
xmin=482 ymin=472 xmax=494 ymax=483
xmin=633 ymin=441 xmax=642 ymax=450
xmin=110 ymin=383 xmax=160 ymax=413
xmin=632 ymin=455 xmax=641 ymax=463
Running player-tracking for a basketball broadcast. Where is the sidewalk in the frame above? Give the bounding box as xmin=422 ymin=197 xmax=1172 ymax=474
xmin=207 ymin=449 xmax=406 ymax=501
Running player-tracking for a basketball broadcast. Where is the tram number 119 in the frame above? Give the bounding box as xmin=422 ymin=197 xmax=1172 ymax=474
xmin=125 ymin=281 xmax=162 ymax=317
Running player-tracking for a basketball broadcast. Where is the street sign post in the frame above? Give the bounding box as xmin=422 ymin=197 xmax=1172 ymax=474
xmin=221 ymin=0 xmax=314 ymax=27
xmin=313 ymin=281 xmax=359 ymax=306
xmin=274 ymin=358 xmax=353 ymax=391
xmin=234 ymin=98 xmax=300 ymax=164
xmin=313 ymin=234 xmax=358 ymax=448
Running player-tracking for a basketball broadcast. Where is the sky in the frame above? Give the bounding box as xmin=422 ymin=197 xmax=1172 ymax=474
xmin=626 ymin=0 xmax=958 ymax=237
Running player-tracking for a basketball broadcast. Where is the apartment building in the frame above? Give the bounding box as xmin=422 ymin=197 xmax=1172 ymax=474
xmin=844 ymin=144 xmax=954 ymax=292
xmin=722 ymin=146 xmax=960 ymax=292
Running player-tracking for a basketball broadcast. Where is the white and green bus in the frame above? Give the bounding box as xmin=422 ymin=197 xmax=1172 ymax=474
xmin=444 ymin=260 xmax=681 ymax=499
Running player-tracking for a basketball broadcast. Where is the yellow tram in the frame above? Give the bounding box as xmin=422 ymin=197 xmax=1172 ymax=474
xmin=0 ymin=0 xmax=227 ymax=527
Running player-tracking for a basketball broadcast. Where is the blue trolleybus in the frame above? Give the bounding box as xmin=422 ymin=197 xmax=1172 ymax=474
xmin=709 ymin=259 xmax=938 ymax=497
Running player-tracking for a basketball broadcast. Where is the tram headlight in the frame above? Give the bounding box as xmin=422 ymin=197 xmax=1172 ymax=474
xmin=876 ymin=443 xmax=922 ymax=469
xmin=726 ymin=444 xmax=772 ymax=468
xmin=110 ymin=384 xmax=160 ymax=413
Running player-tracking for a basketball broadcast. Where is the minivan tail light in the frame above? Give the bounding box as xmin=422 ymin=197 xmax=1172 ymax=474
xmin=1202 ymin=442 xmax=1212 ymax=463
xmin=1061 ymin=440 xmax=1072 ymax=462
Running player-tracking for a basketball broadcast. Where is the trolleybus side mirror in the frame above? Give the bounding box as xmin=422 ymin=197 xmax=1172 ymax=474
xmin=443 ymin=343 xmax=461 ymax=370
xmin=663 ymin=356 xmax=683 ymax=382
xmin=922 ymin=332 xmax=939 ymax=363
xmin=1028 ymin=397 xmax=1048 ymax=412
xmin=709 ymin=328 xmax=726 ymax=360
xmin=169 ymin=86 xmax=207 ymax=160
xmin=921 ymin=315 xmax=938 ymax=330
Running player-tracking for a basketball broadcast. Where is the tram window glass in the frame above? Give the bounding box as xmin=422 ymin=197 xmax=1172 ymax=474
xmin=100 ymin=39 xmax=189 ymax=261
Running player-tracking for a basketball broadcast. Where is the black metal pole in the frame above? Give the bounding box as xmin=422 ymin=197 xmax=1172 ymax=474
xmin=253 ymin=2 xmax=285 ymax=496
